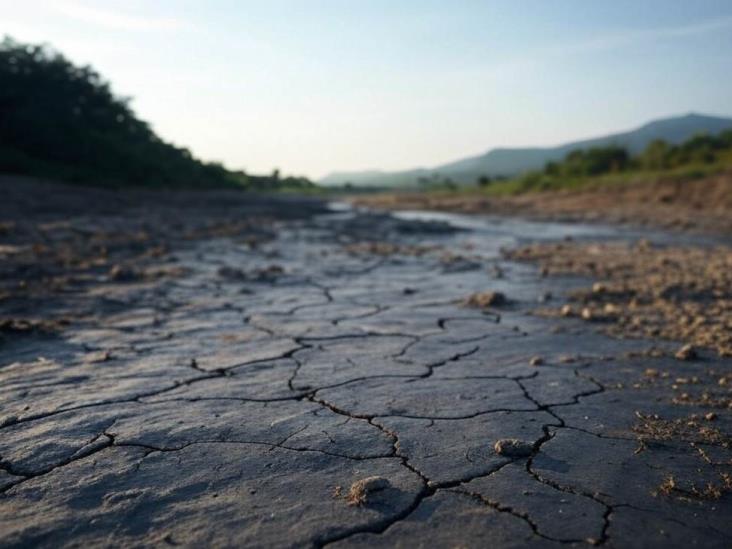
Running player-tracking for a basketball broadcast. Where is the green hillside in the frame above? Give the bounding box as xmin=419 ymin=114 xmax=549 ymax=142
xmin=320 ymin=113 xmax=732 ymax=188
xmin=0 ymin=37 xmax=313 ymax=191
xmin=483 ymin=131 xmax=732 ymax=195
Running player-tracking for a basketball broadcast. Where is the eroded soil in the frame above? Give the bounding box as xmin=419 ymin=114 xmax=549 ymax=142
xmin=351 ymin=169 xmax=732 ymax=234
xmin=1 ymin=178 xmax=732 ymax=547
xmin=506 ymin=240 xmax=732 ymax=357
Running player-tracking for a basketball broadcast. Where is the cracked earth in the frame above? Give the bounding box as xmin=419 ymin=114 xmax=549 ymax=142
xmin=1 ymin=190 xmax=732 ymax=548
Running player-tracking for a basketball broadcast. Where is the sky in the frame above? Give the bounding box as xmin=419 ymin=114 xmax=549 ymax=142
xmin=3 ymin=0 xmax=732 ymax=179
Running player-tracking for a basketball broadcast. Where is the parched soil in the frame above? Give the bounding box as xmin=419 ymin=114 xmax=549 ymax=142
xmin=351 ymin=169 xmax=732 ymax=234
xmin=1 ymin=176 xmax=732 ymax=547
xmin=505 ymin=240 xmax=732 ymax=357
xmin=0 ymin=176 xmax=326 ymax=334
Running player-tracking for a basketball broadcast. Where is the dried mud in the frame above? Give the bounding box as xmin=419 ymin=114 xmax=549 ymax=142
xmin=1 ymin=176 xmax=731 ymax=547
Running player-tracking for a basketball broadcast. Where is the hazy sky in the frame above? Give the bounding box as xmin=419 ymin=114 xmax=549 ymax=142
xmin=4 ymin=1 xmax=732 ymax=178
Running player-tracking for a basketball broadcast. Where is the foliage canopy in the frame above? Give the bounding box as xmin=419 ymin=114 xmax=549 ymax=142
xmin=0 ymin=37 xmax=314 ymax=190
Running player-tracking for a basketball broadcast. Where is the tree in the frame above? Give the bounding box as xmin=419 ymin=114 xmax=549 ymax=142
xmin=640 ymin=140 xmax=670 ymax=170
xmin=0 ymin=36 xmax=239 ymax=188
xmin=477 ymin=175 xmax=492 ymax=187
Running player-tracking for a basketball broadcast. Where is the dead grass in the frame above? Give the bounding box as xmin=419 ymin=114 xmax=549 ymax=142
xmin=632 ymin=411 xmax=729 ymax=448
xmin=672 ymin=391 xmax=732 ymax=410
xmin=635 ymin=412 xmax=732 ymax=501
xmin=655 ymin=473 xmax=732 ymax=501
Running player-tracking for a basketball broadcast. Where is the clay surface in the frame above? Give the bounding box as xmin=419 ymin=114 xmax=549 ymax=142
xmin=1 ymin=182 xmax=731 ymax=547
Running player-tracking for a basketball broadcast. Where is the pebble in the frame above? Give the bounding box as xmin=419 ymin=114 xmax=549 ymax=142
xmin=675 ymin=344 xmax=698 ymax=361
xmin=463 ymin=291 xmax=507 ymax=308
xmin=346 ymin=476 xmax=391 ymax=506
xmin=494 ymin=438 xmax=534 ymax=457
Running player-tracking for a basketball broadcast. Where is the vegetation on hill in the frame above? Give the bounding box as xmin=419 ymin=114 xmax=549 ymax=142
xmin=320 ymin=113 xmax=732 ymax=189
xmin=0 ymin=37 xmax=314 ymax=191
xmin=477 ymin=130 xmax=732 ymax=195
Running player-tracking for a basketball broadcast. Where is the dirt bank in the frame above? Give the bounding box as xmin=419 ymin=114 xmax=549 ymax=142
xmin=351 ymin=170 xmax=732 ymax=234
xmin=506 ymin=240 xmax=732 ymax=357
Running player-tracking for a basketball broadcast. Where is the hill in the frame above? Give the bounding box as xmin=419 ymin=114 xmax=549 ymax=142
xmin=0 ymin=37 xmax=313 ymax=191
xmin=320 ymin=113 xmax=732 ymax=188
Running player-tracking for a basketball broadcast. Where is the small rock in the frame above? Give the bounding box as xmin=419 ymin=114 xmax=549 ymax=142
xmin=592 ymin=282 xmax=607 ymax=294
xmin=705 ymin=412 xmax=718 ymax=421
xmin=346 ymin=476 xmax=391 ymax=506
xmin=675 ymin=344 xmax=698 ymax=361
xmin=529 ymin=356 xmax=544 ymax=366
xmin=108 ymin=264 xmax=138 ymax=282
xmin=560 ymin=304 xmax=574 ymax=317
xmin=494 ymin=438 xmax=534 ymax=457
xmin=463 ymin=291 xmax=508 ymax=309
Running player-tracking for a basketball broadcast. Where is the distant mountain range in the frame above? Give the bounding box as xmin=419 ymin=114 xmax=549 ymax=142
xmin=319 ymin=113 xmax=732 ymax=187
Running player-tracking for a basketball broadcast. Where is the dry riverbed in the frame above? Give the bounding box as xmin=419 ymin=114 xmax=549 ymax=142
xmin=1 ymin=177 xmax=731 ymax=547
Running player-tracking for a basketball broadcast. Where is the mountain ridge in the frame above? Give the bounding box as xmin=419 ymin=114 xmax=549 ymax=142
xmin=319 ymin=113 xmax=732 ymax=187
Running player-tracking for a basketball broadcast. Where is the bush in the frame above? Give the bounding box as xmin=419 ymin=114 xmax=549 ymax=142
xmin=498 ymin=132 xmax=732 ymax=195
